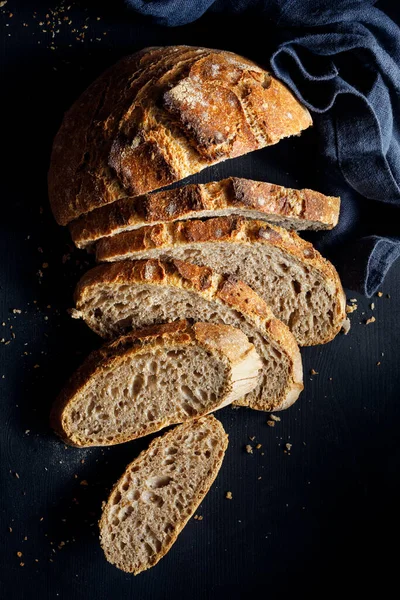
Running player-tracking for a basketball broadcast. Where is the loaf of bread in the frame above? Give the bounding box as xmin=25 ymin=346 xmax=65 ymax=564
xmin=50 ymin=320 xmax=261 ymax=447
xmin=99 ymin=415 xmax=228 ymax=574
xmin=72 ymin=258 xmax=303 ymax=412
xmin=69 ymin=177 xmax=339 ymax=249
xmin=95 ymin=216 xmax=346 ymax=346
xmin=49 ymin=46 xmax=312 ymax=225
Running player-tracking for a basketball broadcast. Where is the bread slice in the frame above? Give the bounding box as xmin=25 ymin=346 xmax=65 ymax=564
xmin=72 ymin=259 xmax=303 ymax=412
xmin=95 ymin=217 xmax=346 ymax=346
xmin=69 ymin=178 xmax=340 ymax=249
xmin=50 ymin=320 xmax=260 ymax=447
xmin=99 ymin=415 xmax=228 ymax=574
xmin=48 ymin=46 xmax=312 ymax=225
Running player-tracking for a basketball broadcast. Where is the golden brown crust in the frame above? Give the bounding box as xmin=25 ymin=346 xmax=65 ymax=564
xmin=99 ymin=415 xmax=228 ymax=574
xmin=73 ymin=258 xmax=303 ymax=412
xmin=69 ymin=177 xmax=338 ymax=249
xmin=50 ymin=319 xmax=259 ymax=446
xmin=49 ymin=47 xmax=312 ymax=226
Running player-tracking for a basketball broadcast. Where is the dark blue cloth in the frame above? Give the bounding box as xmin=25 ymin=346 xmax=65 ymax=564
xmin=126 ymin=0 xmax=400 ymax=295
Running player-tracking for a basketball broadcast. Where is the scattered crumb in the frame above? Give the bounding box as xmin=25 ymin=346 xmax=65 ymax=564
xmin=370 ymin=303 xmax=375 ymax=310
xmin=258 ymin=476 xmax=262 ymax=480
xmin=194 ymin=514 xmax=203 ymax=521
xmin=9 ymin=527 xmax=12 ymax=533
xmin=20 ymin=562 xmax=25 ymax=567
xmin=377 ymin=291 xmax=383 ymax=297
xmin=226 ymin=491 xmax=233 ymax=500
xmin=12 ymin=309 xmax=22 ymax=314
xmin=267 ymin=420 xmax=275 ymax=427
xmin=376 ymin=362 xmax=381 ymax=366
xmin=0 ymin=1 xmax=8 ymax=7
xmin=256 ymin=443 xmax=262 ymax=450
xmin=350 ymin=298 xmax=357 ymax=302
xmin=42 ymin=262 xmax=49 ymax=269
xmin=80 ymin=480 xmax=88 ymax=486
xmin=285 ymin=443 xmax=292 ymax=451
xmin=365 ymin=316 xmax=376 ymax=325
xmin=346 ymin=304 xmax=357 ymax=313
xmin=310 ymin=369 xmax=318 ymax=376
xmin=249 ymin=436 xmax=255 ymax=441
xmin=269 ymin=414 xmax=280 ymax=422
xmin=342 ymin=319 xmax=351 ymax=335
xmin=245 ymin=445 xmax=253 ymax=454
xmin=33 ymin=364 xmax=40 ymax=369
xmin=14 ymin=472 xmax=20 ymax=479
xmin=17 ymin=551 xmax=22 ymax=558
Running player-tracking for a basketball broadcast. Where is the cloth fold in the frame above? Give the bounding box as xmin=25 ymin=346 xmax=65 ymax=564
xmin=125 ymin=0 xmax=400 ymax=295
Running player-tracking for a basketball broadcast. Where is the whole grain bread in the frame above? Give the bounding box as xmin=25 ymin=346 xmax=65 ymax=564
xmin=99 ymin=415 xmax=228 ymax=574
xmin=50 ymin=320 xmax=261 ymax=447
xmin=72 ymin=259 xmax=303 ymax=412
xmin=49 ymin=46 xmax=312 ymax=225
xmin=69 ymin=178 xmax=339 ymax=249
xmin=95 ymin=216 xmax=346 ymax=346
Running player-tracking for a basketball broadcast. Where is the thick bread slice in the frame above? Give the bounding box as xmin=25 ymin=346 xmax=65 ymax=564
xmin=50 ymin=320 xmax=261 ymax=447
xmin=96 ymin=217 xmax=346 ymax=346
xmin=99 ymin=415 xmax=228 ymax=574
xmin=49 ymin=46 xmax=312 ymax=225
xmin=69 ymin=178 xmax=340 ymax=249
xmin=72 ymin=259 xmax=303 ymax=412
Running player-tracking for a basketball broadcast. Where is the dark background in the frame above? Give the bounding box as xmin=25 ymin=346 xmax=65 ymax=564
xmin=1 ymin=1 xmax=399 ymax=598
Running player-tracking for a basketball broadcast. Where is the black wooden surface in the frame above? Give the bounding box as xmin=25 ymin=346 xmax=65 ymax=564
xmin=1 ymin=2 xmax=400 ymax=598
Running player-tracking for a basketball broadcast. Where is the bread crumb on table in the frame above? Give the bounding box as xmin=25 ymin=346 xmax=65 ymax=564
xmin=267 ymin=420 xmax=275 ymax=427
xmin=226 ymin=491 xmax=233 ymax=500
xmin=310 ymin=369 xmax=318 ymax=376
xmin=256 ymin=443 xmax=262 ymax=450
xmin=365 ymin=316 xmax=376 ymax=325
xmin=346 ymin=304 xmax=357 ymax=313
xmin=194 ymin=514 xmax=203 ymax=521
xmin=245 ymin=444 xmax=253 ymax=454
xmin=269 ymin=414 xmax=281 ymax=422
xmin=377 ymin=291 xmax=383 ymax=297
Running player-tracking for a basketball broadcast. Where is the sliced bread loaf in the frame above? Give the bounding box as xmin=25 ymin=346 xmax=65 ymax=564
xmin=99 ymin=415 xmax=228 ymax=574
xmin=48 ymin=46 xmax=312 ymax=225
xmin=95 ymin=217 xmax=347 ymax=346
xmin=72 ymin=259 xmax=303 ymax=412
xmin=50 ymin=320 xmax=261 ymax=447
xmin=69 ymin=178 xmax=340 ymax=249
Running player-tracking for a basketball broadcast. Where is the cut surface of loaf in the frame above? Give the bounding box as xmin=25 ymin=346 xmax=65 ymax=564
xmin=99 ymin=415 xmax=228 ymax=574
xmin=73 ymin=259 xmax=303 ymax=412
xmin=50 ymin=320 xmax=260 ymax=447
xmin=49 ymin=46 xmax=312 ymax=225
xmin=96 ymin=217 xmax=346 ymax=346
xmin=69 ymin=178 xmax=339 ymax=249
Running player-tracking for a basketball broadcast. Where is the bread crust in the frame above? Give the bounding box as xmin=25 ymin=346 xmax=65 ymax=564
xmin=49 ymin=46 xmax=312 ymax=225
xmin=73 ymin=258 xmax=304 ymax=412
xmin=70 ymin=177 xmax=339 ymax=249
xmin=50 ymin=320 xmax=261 ymax=446
xmin=99 ymin=415 xmax=228 ymax=574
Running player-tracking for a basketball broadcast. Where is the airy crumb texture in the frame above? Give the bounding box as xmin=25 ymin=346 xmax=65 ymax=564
xmin=99 ymin=415 xmax=228 ymax=574
xmin=51 ymin=320 xmax=261 ymax=447
xmin=73 ymin=259 xmax=304 ymax=413
xmin=95 ymin=217 xmax=346 ymax=347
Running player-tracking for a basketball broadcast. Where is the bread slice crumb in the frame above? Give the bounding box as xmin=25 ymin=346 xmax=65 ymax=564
xmin=245 ymin=444 xmax=253 ymax=454
xmin=310 ymin=369 xmax=318 ymax=376
xmin=267 ymin=420 xmax=275 ymax=427
xmin=226 ymin=491 xmax=233 ymax=500
xmin=269 ymin=414 xmax=281 ymax=422
xmin=377 ymin=291 xmax=383 ymax=297
xmin=365 ymin=316 xmax=376 ymax=325
xmin=346 ymin=304 xmax=357 ymax=314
